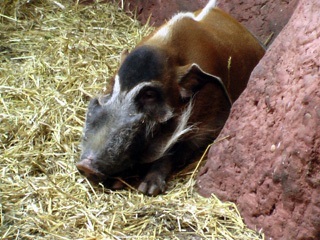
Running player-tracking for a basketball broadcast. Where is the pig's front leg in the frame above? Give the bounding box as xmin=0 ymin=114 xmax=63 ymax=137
xmin=138 ymin=157 xmax=172 ymax=196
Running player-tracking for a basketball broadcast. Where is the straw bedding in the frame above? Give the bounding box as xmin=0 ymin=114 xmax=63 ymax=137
xmin=0 ymin=1 xmax=264 ymax=239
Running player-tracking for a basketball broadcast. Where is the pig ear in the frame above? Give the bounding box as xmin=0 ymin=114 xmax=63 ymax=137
xmin=135 ymin=85 xmax=173 ymax=123
xmin=120 ymin=49 xmax=129 ymax=64
xmin=177 ymin=63 xmax=232 ymax=104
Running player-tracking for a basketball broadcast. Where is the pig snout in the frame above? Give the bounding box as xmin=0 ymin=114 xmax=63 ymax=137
xmin=76 ymin=158 xmax=127 ymax=190
xmin=76 ymin=158 xmax=104 ymax=180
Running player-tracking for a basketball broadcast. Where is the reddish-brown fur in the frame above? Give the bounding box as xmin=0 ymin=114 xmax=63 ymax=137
xmin=141 ymin=8 xmax=265 ymax=102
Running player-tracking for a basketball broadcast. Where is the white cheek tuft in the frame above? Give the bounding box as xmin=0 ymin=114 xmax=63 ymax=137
xmin=155 ymin=101 xmax=195 ymax=159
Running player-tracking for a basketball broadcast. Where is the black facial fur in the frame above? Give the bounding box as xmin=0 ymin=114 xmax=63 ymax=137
xmin=118 ymin=46 xmax=165 ymax=91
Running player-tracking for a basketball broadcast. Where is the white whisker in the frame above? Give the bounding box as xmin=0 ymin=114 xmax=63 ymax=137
xmin=156 ymin=101 xmax=195 ymax=157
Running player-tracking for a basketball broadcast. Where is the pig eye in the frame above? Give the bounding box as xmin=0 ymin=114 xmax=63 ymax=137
xmin=136 ymin=87 xmax=163 ymax=107
xmin=141 ymin=90 xmax=158 ymax=103
xmin=135 ymin=85 xmax=171 ymax=122
xmin=135 ymin=86 xmax=166 ymax=118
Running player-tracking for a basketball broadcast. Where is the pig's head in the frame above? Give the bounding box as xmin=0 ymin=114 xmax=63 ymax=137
xmin=78 ymin=81 xmax=175 ymax=183
xmin=76 ymin=45 xmax=231 ymax=186
xmin=77 ymin=46 xmax=177 ymax=184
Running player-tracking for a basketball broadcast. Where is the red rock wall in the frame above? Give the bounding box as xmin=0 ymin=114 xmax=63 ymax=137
xmin=118 ymin=0 xmax=298 ymax=46
xmin=120 ymin=0 xmax=207 ymax=26
xmin=217 ymin=0 xmax=298 ymax=46
xmin=197 ymin=0 xmax=320 ymax=239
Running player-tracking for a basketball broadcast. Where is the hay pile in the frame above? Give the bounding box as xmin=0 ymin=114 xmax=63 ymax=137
xmin=0 ymin=1 xmax=264 ymax=239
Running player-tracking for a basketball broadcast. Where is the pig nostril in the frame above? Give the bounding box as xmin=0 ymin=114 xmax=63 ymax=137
xmin=76 ymin=160 xmax=94 ymax=176
xmin=76 ymin=159 xmax=104 ymax=179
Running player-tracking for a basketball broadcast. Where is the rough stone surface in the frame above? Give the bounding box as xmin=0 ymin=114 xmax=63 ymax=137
xmin=216 ymin=0 xmax=298 ymax=46
xmin=121 ymin=0 xmax=207 ymax=26
xmin=197 ymin=0 xmax=320 ymax=239
xmin=118 ymin=0 xmax=298 ymax=46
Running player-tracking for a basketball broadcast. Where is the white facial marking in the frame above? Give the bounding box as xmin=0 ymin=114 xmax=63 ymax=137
xmin=113 ymin=75 xmax=120 ymax=95
xmin=124 ymin=81 xmax=162 ymax=102
xmin=107 ymin=81 xmax=164 ymax=113
xmin=107 ymin=75 xmax=121 ymax=104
